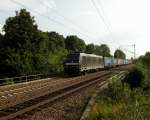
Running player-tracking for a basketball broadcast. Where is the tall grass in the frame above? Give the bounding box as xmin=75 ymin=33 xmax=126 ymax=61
xmin=84 ymin=65 xmax=150 ymax=120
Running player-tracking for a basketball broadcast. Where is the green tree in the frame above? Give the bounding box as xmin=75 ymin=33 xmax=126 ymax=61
xmin=0 ymin=33 xmax=3 ymax=48
xmin=47 ymin=31 xmax=65 ymax=53
xmin=85 ymin=43 xmax=95 ymax=54
xmin=31 ymin=31 xmax=50 ymax=73
xmin=141 ymin=52 xmax=150 ymax=67
xmin=46 ymin=31 xmax=68 ymax=72
xmin=99 ymin=44 xmax=111 ymax=57
xmin=0 ymin=33 xmax=2 ymax=39
xmin=0 ymin=9 xmax=49 ymax=77
xmin=114 ymin=49 xmax=126 ymax=59
xmin=48 ymin=48 xmax=68 ymax=72
xmin=78 ymin=38 xmax=86 ymax=52
xmin=94 ymin=45 xmax=101 ymax=55
xmin=3 ymin=9 xmax=39 ymax=51
xmin=65 ymin=35 xmax=85 ymax=52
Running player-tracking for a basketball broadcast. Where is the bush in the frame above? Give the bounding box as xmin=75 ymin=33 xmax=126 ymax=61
xmin=107 ymin=79 xmax=130 ymax=103
xmin=125 ymin=67 xmax=145 ymax=90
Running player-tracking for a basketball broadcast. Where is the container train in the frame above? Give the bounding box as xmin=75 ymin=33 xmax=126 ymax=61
xmin=64 ymin=52 xmax=132 ymax=74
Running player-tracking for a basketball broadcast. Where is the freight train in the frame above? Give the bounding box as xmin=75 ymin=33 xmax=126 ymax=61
xmin=64 ymin=52 xmax=132 ymax=74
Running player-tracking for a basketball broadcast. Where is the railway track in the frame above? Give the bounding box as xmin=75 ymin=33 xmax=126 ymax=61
xmin=0 ymin=70 xmax=111 ymax=110
xmin=0 ymin=65 xmax=133 ymax=111
xmin=0 ymin=71 xmax=112 ymax=120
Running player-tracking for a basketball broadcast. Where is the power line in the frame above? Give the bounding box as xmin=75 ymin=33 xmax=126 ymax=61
xmin=96 ymin=0 xmax=137 ymax=59
xmin=91 ymin=0 xmax=121 ymax=47
xmin=119 ymin=44 xmax=136 ymax=59
xmin=10 ymin=0 xmax=92 ymax=40
xmin=91 ymin=0 xmax=111 ymax=34
xmin=94 ymin=0 xmax=136 ymax=58
xmin=97 ymin=0 xmax=112 ymax=31
xmin=38 ymin=0 xmax=94 ymax=40
xmin=91 ymin=0 xmax=135 ymax=58
xmin=11 ymin=0 xmax=66 ymax=27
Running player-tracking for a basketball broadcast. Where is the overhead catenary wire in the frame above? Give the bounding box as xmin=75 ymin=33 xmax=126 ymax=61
xmin=119 ymin=47 xmax=134 ymax=54
xmin=10 ymin=0 xmax=92 ymax=40
xmin=97 ymin=1 xmax=136 ymax=58
xmin=119 ymin=44 xmax=136 ymax=58
xmin=10 ymin=0 xmax=67 ymax=27
xmin=90 ymin=0 xmax=135 ymax=58
xmin=38 ymin=0 xmax=95 ymax=41
xmin=91 ymin=0 xmax=121 ymax=47
xmin=97 ymin=0 xmax=112 ymax=31
xmin=91 ymin=0 xmax=112 ymax=34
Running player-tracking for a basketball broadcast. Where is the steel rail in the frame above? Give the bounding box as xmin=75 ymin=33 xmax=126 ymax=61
xmin=0 ymin=71 xmax=107 ymax=109
xmin=0 ymin=71 xmax=106 ymax=110
xmin=0 ymin=72 xmax=111 ymax=120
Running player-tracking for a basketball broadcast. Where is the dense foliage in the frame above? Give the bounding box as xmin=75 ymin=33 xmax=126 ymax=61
xmin=85 ymin=44 xmax=111 ymax=57
xmin=65 ymin=35 xmax=86 ymax=53
xmin=84 ymin=52 xmax=150 ymax=120
xmin=125 ymin=67 xmax=144 ymax=89
xmin=138 ymin=52 xmax=150 ymax=67
xmin=85 ymin=43 xmax=95 ymax=54
xmin=0 ymin=33 xmax=3 ymax=48
xmin=0 ymin=9 xmax=68 ymax=78
xmin=98 ymin=44 xmax=111 ymax=57
xmin=114 ymin=49 xmax=126 ymax=59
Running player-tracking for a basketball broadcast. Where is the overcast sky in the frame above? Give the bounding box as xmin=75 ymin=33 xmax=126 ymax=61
xmin=0 ymin=0 xmax=150 ymax=58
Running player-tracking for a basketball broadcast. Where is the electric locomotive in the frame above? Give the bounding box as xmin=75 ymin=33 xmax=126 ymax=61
xmin=64 ymin=52 xmax=132 ymax=74
xmin=64 ymin=52 xmax=104 ymax=74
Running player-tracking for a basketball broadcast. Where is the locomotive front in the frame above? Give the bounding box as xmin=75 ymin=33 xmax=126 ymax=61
xmin=64 ymin=53 xmax=81 ymax=74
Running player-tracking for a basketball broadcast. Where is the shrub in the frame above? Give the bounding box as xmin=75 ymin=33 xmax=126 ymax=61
xmin=125 ymin=67 xmax=145 ymax=90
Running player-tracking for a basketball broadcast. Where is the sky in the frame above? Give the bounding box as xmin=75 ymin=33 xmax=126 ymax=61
xmin=0 ymin=0 xmax=150 ymax=58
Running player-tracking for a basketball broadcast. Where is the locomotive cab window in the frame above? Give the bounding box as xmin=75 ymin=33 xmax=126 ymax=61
xmin=66 ymin=53 xmax=80 ymax=62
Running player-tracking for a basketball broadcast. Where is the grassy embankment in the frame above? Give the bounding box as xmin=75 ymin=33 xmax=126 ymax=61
xmin=84 ymin=63 xmax=150 ymax=120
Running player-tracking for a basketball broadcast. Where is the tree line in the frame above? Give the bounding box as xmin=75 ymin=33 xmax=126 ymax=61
xmin=138 ymin=52 xmax=150 ymax=67
xmin=0 ymin=9 xmax=126 ymax=78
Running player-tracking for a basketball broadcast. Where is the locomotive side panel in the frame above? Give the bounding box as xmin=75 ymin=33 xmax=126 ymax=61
xmin=80 ymin=54 xmax=104 ymax=72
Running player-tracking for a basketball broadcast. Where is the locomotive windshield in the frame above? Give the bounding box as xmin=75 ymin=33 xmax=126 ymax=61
xmin=66 ymin=53 xmax=80 ymax=62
